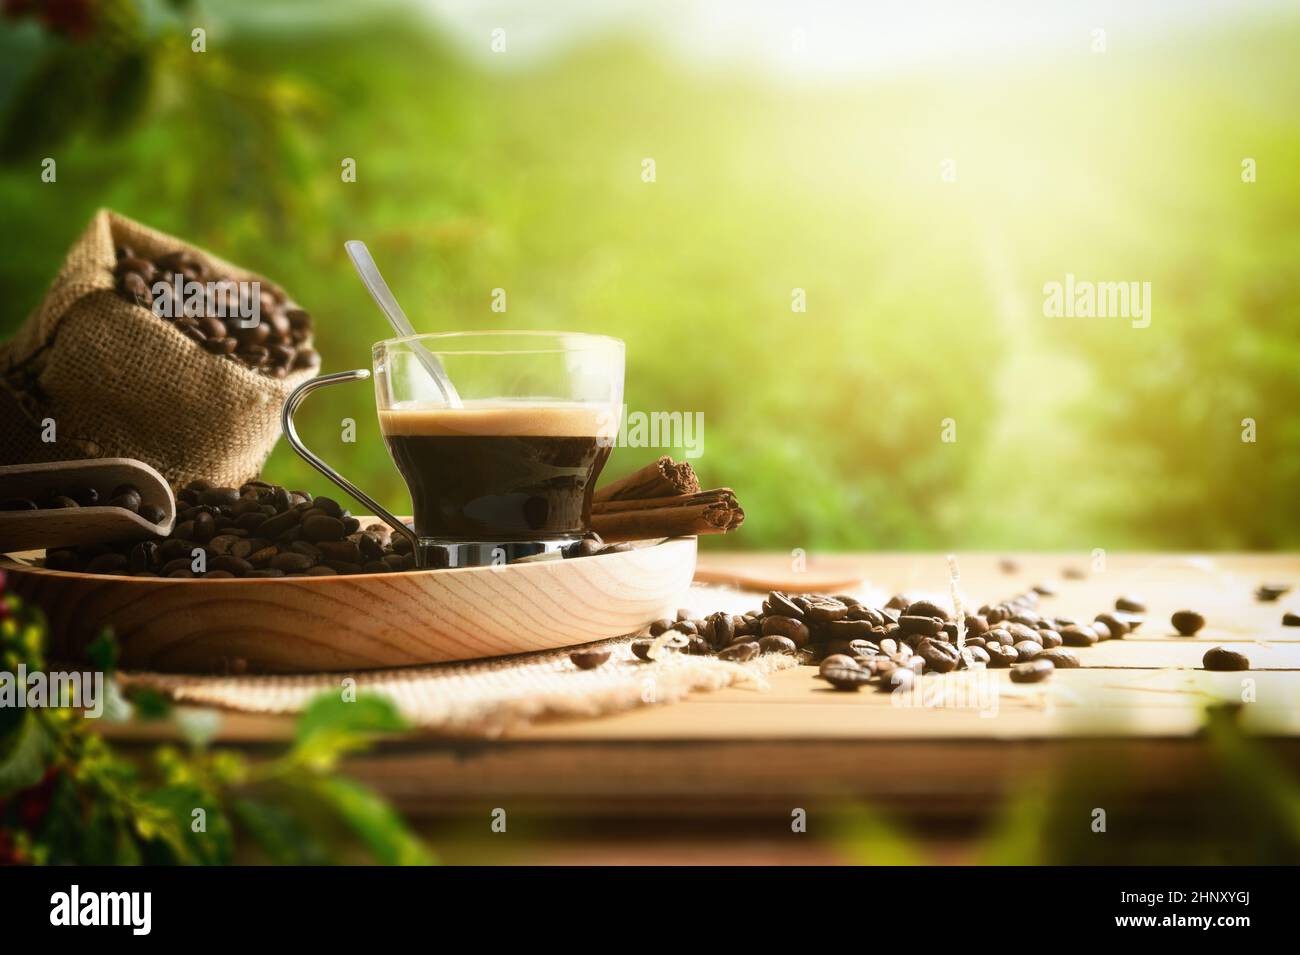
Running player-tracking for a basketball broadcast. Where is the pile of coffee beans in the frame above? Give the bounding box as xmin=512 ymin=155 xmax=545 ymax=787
xmin=112 ymin=245 xmax=319 ymax=378
xmin=622 ymin=586 xmax=1106 ymax=690
xmin=44 ymin=478 xmax=415 ymax=578
xmin=2 ymin=483 xmax=165 ymax=524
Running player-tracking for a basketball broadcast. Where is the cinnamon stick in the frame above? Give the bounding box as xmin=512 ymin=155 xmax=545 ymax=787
xmin=591 ymin=489 xmax=744 ymax=542
xmin=592 ymin=455 xmax=699 ymax=503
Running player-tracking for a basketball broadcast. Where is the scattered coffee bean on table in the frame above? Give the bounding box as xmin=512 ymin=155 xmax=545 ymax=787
xmin=570 ymin=648 xmax=612 ymax=670
xmin=1202 ymin=646 xmax=1250 ymax=671
xmin=1115 ymin=595 xmax=1146 ymax=613
xmin=1010 ymin=659 xmax=1055 ymax=683
xmin=1171 ymin=610 xmax=1206 ymax=636
xmin=1283 ymin=612 xmax=1300 ymax=627
xmin=1254 ymin=583 xmax=1290 ymax=602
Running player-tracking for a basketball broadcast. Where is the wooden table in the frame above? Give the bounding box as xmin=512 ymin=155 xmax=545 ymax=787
xmin=102 ymin=552 xmax=1300 ymax=863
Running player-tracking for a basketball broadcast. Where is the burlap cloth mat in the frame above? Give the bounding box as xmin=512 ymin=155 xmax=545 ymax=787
xmin=119 ymin=585 xmax=801 ymax=737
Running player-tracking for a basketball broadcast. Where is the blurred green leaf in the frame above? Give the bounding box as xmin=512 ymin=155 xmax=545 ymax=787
xmin=308 ymin=776 xmax=435 ymax=865
xmin=232 ymin=795 xmax=333 ymax=865
xmin=0 ymin=713 xmax=48 ymax=797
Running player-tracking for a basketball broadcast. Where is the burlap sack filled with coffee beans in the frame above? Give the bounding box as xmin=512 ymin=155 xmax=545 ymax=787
xmin=0 ymin=209 xmax=319 ymax=488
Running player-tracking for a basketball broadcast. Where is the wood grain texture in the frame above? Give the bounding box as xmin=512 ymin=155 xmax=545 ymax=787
xmin=0 ymin=457 xmax=175 ymax=550
xmin=5 ymin=537 xmax=697 ymax=674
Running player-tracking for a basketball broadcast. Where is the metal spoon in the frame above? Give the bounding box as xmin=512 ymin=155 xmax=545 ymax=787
xmin=344 ymin=240 xmax=462 ymax=407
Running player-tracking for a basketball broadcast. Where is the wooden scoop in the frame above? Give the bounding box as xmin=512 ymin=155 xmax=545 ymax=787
xmin=0 ymin=458 xmax=175 ymax=554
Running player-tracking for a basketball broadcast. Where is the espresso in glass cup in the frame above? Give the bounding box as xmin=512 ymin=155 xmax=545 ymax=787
xmin=283 ymin=331 xmax=623 ymax=568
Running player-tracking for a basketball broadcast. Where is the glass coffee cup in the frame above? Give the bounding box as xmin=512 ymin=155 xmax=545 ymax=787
xmin=283 ymin=331 xmax=624 ymax=568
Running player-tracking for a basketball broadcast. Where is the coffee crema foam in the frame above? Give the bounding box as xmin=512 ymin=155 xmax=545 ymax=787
xmin=379 ymin=402 xmax=617 ymax=438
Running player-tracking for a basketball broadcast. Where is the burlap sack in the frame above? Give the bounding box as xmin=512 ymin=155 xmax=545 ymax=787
xmin=0 ymin=209 xmax=318 ymax=488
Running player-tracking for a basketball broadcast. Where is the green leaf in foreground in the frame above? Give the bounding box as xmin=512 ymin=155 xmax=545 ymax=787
xmin=308 ymin=776 xmax=435 ymax=865
xmin=293 ymin=692 xmax=408 ymax=769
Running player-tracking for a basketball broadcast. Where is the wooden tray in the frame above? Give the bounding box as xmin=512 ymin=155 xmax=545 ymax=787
xmin=2 ymin=538 xmax=697 ymax=674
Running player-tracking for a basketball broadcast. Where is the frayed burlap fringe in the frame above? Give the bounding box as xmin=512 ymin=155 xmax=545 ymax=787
xmin=120 ymin=635 xmax=799 ymax=737
xmin=0 ymin=209 xmax=316 ymax=488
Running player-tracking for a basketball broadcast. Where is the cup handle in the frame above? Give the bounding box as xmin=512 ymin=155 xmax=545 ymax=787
xmin=281 ymin=369 xmax=421 ymax=561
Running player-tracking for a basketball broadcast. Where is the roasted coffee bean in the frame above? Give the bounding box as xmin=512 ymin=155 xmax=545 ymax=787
xmin=718 ymin=641 xmax=759 ymax=662
xmin=1010 ymin=659 xmax=1054 ymax=683
xmin=765 ymin=591 xmax=804 ymax=619
xmin=1171 ymin=610 xmax=1205 ymax=636
xmin=964 ymin=614 xmax=989 ymax=635
xmin=301 ymin=514 xmax=345 ymax=542
xmin=325 ymin=560 xmax=363 ymax=575
xmin=961 ymin=645 xmax=991 ymax=666
xmin=761 ymin=615 xmax=811 ymax=648
xmin=986 ymin=643 xmax=1019 ymax=667
xmin=1202 ymin=646 xmax=1250 ymax=671
xmin=198 ymin=486 xmax=240 ymax=507
xmin=1031 ymin=583 xmax=1056 ymax=597
xmin=899 ymin=615 xmax=942 ymax=636
xmin=1013 ymin=640 xmax=1042 ymax=662
xmin=104 ymin=493 xmax=140 ymax=514
xmin=756 ymin=635 xmax=797 ymax=656
xmin=916 ymin=638 xmax=960 ymax=673
xmin=1115 ymin=595 xmax=1146 ymax=613
xmin=704 ymin=611 xmax=736 ymax=651
xmin=1034 ymin=647 xmax=1080 ymax=669
xmin=84 ymin=553 xmax=128 ymax=575
xmin=191 ymin=511 xmax=216 ymax=544
xmin=311 ymin=496 xmax=343 ymax=518
xmin=67 ymin=486 xmax=99 ymax=507
xmin=822 ymin=618 xmax=877 ymax=640
xmin=1038 ymin=629 xmax=1063 ymax=649
xmin=271 ymin=552 xmax=315 ymax=573
xmin=355 ymin=532 xmax=385 ymax=561
xmin=648 ymin=618 xmax=674 ymax=636
xmin=1255 ymin=583 xmax=1290 ymax=602
xmin=167 ymin=569 xmax=196 ymax=578
xmin=1060 ymin=624 xmax=1100 ymax=647
xmin=127 ymin=540 xmax=159 ymax=573
xmin=818 ymin=659 xmax=870 ymax=691
xmin=161 ymin=557 xmax=195 ymax=576
xmin=257 ymin=509 xmax=301 ymax=539
xmin=570 ymin=648 xmax=612 ymax=670
xmin=316 ymin=539 xmax=361 ymax=563
xmin=209 ymin=555 xmax=253 ymax=577
xmin=1003 ymin=622 xmax=1041 ymax=645
xmin=43 ymin=548 xmax=80 ymax=571
xmin=381 ymin=553 xmax=412 ymax=572
xmin=846 ymin=605 xmax=885 ymax=626
xmin=1094 ymin=613 xmax=1128 ymax=639
xmin=685 ymin=635 xmax=711 ymax=655
xmin=205 ymin=534 xmax=239 ymax=556
xmin=1283 ymin=612 xmax=1300 ymax=627
xmin=904 ymin=600 xmax=951 ymax=622
xmin=799 ymin=595 xmax=849 ymax=622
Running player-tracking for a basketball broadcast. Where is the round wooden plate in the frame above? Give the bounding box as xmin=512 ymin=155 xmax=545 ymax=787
xmin=2 ymin=538 xmax=697 ymax=674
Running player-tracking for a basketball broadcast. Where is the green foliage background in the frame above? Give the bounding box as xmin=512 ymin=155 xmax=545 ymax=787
xmin=2 ymin=1 xmax=1298 ymax=552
